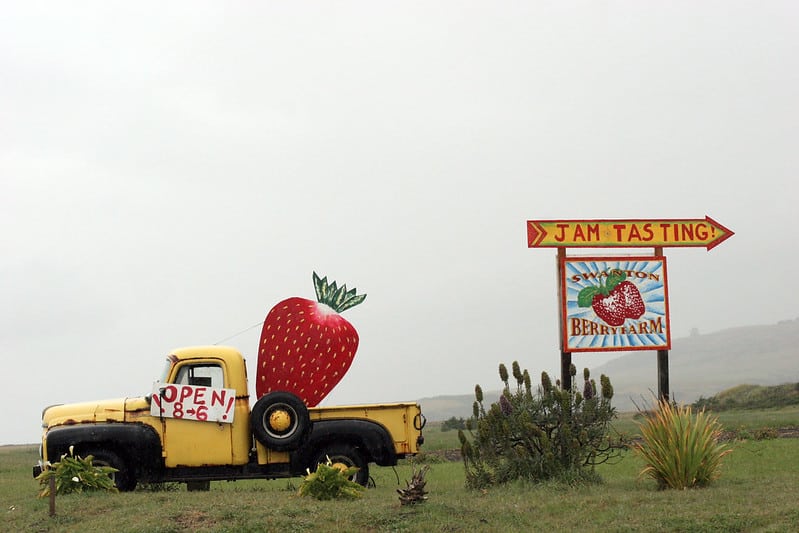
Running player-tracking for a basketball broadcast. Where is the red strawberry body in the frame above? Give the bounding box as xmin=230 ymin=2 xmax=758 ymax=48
xmin=591 ymin=291 xmax=627 ymax=326
xmin=590 ymin=280 xmax=645 ymax=327
xmin=256 ymin=274 xmax=365 ymax=407
xmin=617 ymin=281 xmax=645 ymax=319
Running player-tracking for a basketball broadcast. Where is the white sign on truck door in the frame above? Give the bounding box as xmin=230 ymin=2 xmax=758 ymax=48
xmin=150 ymin=383 xmax=236 ymax=423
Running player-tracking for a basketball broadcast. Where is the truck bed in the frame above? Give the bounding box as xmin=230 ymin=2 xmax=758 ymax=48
xmin=309 ymin=402 xmax=425 ymax=456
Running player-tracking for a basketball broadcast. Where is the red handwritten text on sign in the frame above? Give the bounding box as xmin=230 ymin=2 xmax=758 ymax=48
xmin=150 ymin=384 xmax=237 ymax=423
xmin=526 ymin=217 xmax=734 ymax=250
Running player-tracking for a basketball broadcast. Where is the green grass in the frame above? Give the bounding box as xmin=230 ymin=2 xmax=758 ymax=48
xmin=420 ymin=422 xmax=461 ymax=450
xmin=713 ymin=405 xmax=799 ymax=429
xmin=4 ymin=440 xmax=799 ymax=532
xmin=4 ymin=408 xmax=799 ymax=532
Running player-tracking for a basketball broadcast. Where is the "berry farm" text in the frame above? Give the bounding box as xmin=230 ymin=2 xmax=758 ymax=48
xmin=569 ymin=316 xmax=665 ymax=336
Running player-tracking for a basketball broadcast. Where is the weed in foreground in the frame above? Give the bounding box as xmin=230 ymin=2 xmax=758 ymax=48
xmin=297 ymin=457 xmax=365 ymax=500
xmin=35 ymin=446 xmax=118 ymax=497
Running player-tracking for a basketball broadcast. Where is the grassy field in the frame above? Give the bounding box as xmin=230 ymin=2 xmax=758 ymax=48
xmin=4 ymin=407 xmax=799 ymax=532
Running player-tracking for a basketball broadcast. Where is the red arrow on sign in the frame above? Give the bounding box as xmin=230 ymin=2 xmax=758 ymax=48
xmin=526 ymin=216 xmax=734 ymax=250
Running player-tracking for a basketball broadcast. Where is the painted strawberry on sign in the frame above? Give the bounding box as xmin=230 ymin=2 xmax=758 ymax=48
xmin=577 ymin=270 xmax=645 ymax=327
xmin=256 ymin=273 xmax=366 ymax=407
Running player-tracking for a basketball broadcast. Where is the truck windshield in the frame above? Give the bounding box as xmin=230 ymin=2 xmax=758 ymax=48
xmin=157 ymin=358 xmax=173 ymax=383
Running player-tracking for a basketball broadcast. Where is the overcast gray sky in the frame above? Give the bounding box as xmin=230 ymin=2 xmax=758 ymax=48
xmin=3 ymin=2 xmax=797 ymax=445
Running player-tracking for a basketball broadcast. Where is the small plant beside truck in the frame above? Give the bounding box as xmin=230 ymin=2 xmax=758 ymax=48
xmin=34 ymin=345 xmax=425 ymax=490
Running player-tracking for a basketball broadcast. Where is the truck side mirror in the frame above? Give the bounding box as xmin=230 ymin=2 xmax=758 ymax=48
xmin=157 ymin=387 xmax=166 ymax=419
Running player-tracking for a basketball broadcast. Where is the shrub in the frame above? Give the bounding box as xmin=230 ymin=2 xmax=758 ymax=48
xmin=35 ymin=446 xmax=118 ymax=497
xmin=752 ymin=427 xmax=779 ymax=440
xmin=632 ymin=399 xmax=732 ymax=489
xmin=458 ymin=362 xmax=620 ymax=489
xmin=297 ymin=457 xmax=365 ymax=500
xmin=410 ymin=452 xmax=445 ymax=464
xmin=730 ymin=426 xmax=779 ymax=441
xmin=441 ymin=416 xmax=467 ymax=432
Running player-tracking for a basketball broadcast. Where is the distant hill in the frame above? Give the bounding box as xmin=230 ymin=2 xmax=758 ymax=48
xmin=418 ymin=318 xmax=799 ymax=420
xmin=693 ymin=383 xmax=799 ymax=411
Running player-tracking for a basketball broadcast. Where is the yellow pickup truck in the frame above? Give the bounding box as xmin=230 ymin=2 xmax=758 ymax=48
xmin=34 ymin=346 xmax=425 ymax=490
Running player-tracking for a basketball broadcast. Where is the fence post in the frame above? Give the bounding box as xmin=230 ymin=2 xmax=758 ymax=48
xmin=49 ymin=475 xmax=56 ymax=516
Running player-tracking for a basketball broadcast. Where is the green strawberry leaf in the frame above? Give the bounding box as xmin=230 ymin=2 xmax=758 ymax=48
xmin=313 ymin=272 xmax=329 ymax=302
xmin=605 ymin=270 xmax=626 ymax=292
xmin=577 ymin=286 xmax=600 ymax=307
xmin=312 ymin=271 xmax=367 ymax=313
xmin=337 ymin=293 xmax=367 ymax=312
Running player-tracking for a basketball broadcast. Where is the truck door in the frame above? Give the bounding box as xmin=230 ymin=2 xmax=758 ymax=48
xmin=160 ymin=361 xmax=234 ymax=467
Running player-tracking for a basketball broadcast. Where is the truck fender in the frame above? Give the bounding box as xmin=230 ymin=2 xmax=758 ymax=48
xmin=292 ymin=419 xmax=397 ymax=470
xmin=45 ymin=423 xmax=162 ymax=480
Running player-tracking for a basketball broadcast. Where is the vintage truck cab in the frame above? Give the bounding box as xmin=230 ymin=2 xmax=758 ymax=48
xmin=35 ymin=346 xmax=425 ymax=490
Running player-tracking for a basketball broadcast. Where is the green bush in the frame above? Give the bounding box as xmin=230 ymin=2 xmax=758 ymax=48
xmin=409 ymin=452 xmax=446 ymax=464
xmin=440 ymin=416 xmax=467 ymax=432
xmin=297 ymin=457 xmax=365 ymax=500
xmin=729 ymin=425 xmax=779 ymax=441
xmin=35 ymin=446 xmax=118 ymax=497
xmin=633 ymin=399 xmax=732 ymax=489
xmin=752 ymin=427 xmax=779 ymax=440
xmin=458 ymin=362 xmax=620 ymax=489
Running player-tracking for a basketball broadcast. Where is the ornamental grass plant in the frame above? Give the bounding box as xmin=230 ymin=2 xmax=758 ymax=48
xmin=633 ymin=399 xmax=732 ymax=489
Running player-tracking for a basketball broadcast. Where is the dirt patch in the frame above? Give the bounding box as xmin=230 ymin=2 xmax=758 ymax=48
xmin=718 ymin=426 xmax=799 ymax=441
xmin=775 ymin=427 xmax=799 ymax=438
xmin=174 ymin=510 xmax=217 ymax=530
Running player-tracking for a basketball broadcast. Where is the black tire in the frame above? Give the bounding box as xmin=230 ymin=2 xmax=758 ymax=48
xmin=251 ymin=391 xmax=310 ymax=451
xmin=84 ymin=448 xmax=136 ymax=492
xmin=311 ymin=444 xmax=370 ymax=487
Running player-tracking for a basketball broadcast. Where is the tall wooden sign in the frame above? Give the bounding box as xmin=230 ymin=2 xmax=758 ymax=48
xmin=527 ymin=216 xmax=733 ymax=401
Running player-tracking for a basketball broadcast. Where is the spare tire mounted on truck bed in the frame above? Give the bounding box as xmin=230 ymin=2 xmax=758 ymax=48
xmin=250 ymin=391 xmax=311 ymax=451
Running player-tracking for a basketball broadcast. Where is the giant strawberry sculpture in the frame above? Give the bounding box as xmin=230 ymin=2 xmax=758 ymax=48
xmin=256 ymin=272 xmax=366 ymax=406
xmin=577 ymin=270 xmax=645 ymax=327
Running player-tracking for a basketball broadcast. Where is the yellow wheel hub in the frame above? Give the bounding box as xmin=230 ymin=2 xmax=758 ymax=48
xmin=269 ymin=409 xmax=292 ymax=432
xmin=331 ymin=462 xmax=348 ymax=472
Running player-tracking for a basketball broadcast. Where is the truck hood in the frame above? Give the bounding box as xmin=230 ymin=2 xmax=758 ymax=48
xmin=42 ymin=397 xmax=148 ymax=428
